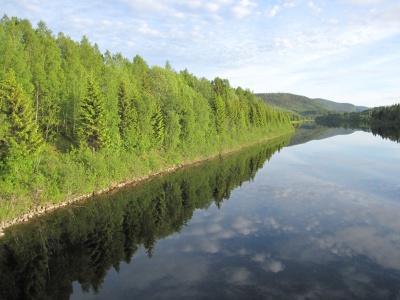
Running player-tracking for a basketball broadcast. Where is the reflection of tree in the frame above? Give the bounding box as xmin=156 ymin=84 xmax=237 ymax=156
xmin=0 ymin=135 xmax=290 ymax=299
xmin=315 ymin=108 xmax=400 ymax=144
xmin=122 ymin=200 xmax=141 ymax=263
xmin=371 ymin=125 xmax=400 ymax=143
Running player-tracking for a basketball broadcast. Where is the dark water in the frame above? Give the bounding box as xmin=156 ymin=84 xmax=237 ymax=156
xmin=1 ymin=127 xmax=400 ymax=299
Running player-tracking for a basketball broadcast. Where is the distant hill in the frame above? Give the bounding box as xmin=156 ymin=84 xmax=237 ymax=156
xmin=313 ymin=98 xmax=368 ymax=112
xmin=255 ymin=93 xmax=368 ymax=117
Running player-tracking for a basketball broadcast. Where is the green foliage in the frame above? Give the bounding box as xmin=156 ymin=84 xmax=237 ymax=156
xmin=164 ymin=110 xmax=181 ymax=151
xmin=78 ymin=74 xmax=110 ymax=152
xmin=0 ymin=70 xmax=43 ymax=158
xmin=213 ymin=95 xmax=226 ymax=134
xmin=117 ymin=80 xmax=137 ymax=138
xmin=0 ymin=14 xmax=294 ymax=221
xmin=151 ymin=102 xmax=165 ymax=148
xmin=370 ymin=104 xmax=400 ymax=124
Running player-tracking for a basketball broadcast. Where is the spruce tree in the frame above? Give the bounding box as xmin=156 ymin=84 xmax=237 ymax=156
xmin=117 ymin=81 xmax=136 ymax=136
xmin=78 ymin=74 xmax=110 ymax=152
xmin=0 ymin=70 xmax=43 ymax=158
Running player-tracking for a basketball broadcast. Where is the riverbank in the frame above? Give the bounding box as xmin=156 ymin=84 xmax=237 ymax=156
xmin=0 ymin=129 xmax=294 ymax=236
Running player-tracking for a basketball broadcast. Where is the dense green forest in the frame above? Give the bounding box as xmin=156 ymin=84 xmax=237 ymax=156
xmin=0 ymin=135 xmax=290 ymax=300
xmin=315 ymin=104 xmax=400 ymax=142
xmin=0 ymin=15 xmax=293 ymax=221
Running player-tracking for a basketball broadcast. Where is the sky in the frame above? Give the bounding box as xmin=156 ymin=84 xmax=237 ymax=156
xmin=2 ymin=0 xmax=400 ymax=107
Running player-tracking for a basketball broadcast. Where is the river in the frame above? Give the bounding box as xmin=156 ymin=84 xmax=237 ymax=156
xmin=1 ymin=125 xmax=400 ymax=299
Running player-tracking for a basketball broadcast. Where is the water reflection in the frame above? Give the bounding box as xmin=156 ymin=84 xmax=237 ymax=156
xmin=1 ymin=130 xmax=400 ymax=299
xmin=288 ymin=123 xmax=355 ymax=146
xmin=0 ymin=135 xmax=290 ymax=300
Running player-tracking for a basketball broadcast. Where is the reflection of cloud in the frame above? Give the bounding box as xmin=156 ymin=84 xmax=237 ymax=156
xmin=118 ymin=252 xmax=209 ymax=290
xmin=252 ymin=253 xmax=266 ymax=262
xmin=273 ymin=187 xmax=293 ymax=198
xmin=206 ymin=223 xmax=223 ymax=233
xmin=216 ymin=229 xmax=236 ymax=239
xmin=331 ymin=226 xmax=400 ymax=270
xmin=231 ymin=216 xmax=257 ymax=235
xmin=340 ymin=267 xmax=375 ymax=299
xmin=182 ymin=237 xmax=220 ymax=253
xmin=237 ymin=248 xmax=251 ymax=256
xmin=263 ymin=217 xmax=296 ymax=233
xmin=267 ymin=260 xmax=285 ymax=273
xmin=251 ymin=253 xmax=285 ymax=273
xmin=225 ymin=267 xmax=252 ymax=285
xmin=306 ymin=219 xmax=320 ymax=231
xmin=183 ymin=221 xmax=231 ymax=236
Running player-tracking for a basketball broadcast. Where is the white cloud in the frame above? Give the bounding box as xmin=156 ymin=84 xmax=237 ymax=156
xmin=308 ymin=1 xmax=322 ymax=12
xmin=339 ymin=0 xmax=384 ymax=5
xmin=274 ymin=37 xmax=293 ymax=49
xmin=231 ymin=0 xmax=257 ymax=19
xmin=119 ymin=0 xmax=166 ymax=13
xmin=204 ymin=2 xmax=220 ymax=12
xmin=137 ymin=21 xmax=162 ymax=37
xmin=284 ymin=2 xmax=295 ymax=8
xmin=265 ymin=5 xmax=280 ymax=17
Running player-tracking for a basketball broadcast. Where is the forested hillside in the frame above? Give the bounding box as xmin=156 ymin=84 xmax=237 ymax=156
xmin=313 ymin=98 xmax=368 ymax=112
xmin=0 ymin=15 xmax=293 ymax=221
xmin=256 ymin=93 xmax=367 ymax=117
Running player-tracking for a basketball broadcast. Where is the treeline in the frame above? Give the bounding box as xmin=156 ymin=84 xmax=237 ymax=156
xmin=370 ymin=104 xmax=400 ymax=124
xmin=0 ymin=15 xmax=293 ymax=220
xmin=0 ymin=136 xmax=290 ymax=300
xmin=315 ymin=104 xmax=400 ymax=142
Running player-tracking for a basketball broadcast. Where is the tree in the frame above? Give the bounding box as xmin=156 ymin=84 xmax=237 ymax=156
xmin=117 ymin=80 xmax=136 ymax=137
xmin=213 ymin=95 xmax=226 ymax=134
xmin=77 ymin=74 xmax=110 ymax=152
xmin=0 ymin=70 xmax=43 ymax=158
xmin=0 ymin=16 xmax=32 ymax=93
xmin=151 ymin=102 xmax=165 ymax=148
xmin=56 ymin=32 xmax=86 ymax=139
xmin=31 ymin=20 xmax=64 ymax=141
xmin=164 ymin=110 xmax=181 ymax=150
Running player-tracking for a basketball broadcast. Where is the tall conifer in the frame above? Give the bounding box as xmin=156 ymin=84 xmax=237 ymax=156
xmin=0 ymin=70 xmax=43 ymax=158
xmin=117 ymin=81 xmax=136 ymax=136
xmin=78 ymin=74 xmax=110 ymax=152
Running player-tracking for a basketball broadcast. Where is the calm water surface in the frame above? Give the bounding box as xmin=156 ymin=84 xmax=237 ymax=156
xmin=1 ymin=127 xmax=400 ymax=299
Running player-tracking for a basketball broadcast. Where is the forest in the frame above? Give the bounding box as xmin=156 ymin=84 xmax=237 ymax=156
xmin=0 ymin=15 xmax=293 ymax=221
xmin=315 ymin=104 xmax=400 ymax=142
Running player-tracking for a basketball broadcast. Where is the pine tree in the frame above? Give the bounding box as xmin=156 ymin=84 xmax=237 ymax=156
xmin=0 ymin=70 xmax=43 ymax=158
xmin=78 ymin=74 xmax=110 ymax=152
xmin=117 ymin=81 xmax=136 ymax=137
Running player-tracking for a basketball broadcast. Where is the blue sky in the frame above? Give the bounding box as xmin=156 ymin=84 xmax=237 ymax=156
xmin=2 ymin=0 xmax=400 ymax=107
